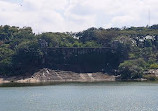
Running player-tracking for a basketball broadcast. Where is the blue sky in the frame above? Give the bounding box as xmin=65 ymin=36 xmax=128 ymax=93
xmin=0 ymin=0 xmax=157 ymax=33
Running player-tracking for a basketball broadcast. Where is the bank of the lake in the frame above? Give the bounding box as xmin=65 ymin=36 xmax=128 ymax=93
xmin=3 ymin=68 xmax=158 ymax=84
xmin=0 ymin=68 xmax=116 ymax=84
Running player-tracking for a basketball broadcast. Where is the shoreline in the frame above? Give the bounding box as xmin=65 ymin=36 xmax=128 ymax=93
xmin=0 ymin=78 xmax=116 ymax=84
xmin=0 ymin=68 xmax=152 ymax=84
xmin=0 ymin=68 xmax=116 ymax=84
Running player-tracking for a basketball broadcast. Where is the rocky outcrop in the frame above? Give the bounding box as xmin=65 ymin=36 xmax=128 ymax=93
xmin=16 ymin=68 xmax=115 ymax=83
xmin=144 ymin=69 xmax=158 ymax=77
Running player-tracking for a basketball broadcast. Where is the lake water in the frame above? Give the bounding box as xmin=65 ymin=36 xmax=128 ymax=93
xmin=0 ymin=82 xmax=158 ymax=111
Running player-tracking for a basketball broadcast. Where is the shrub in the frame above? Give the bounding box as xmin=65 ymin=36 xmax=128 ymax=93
xmin=143 ymin=75 xmax=158 ymax=81
xmin=118 ymin=59 xmax=146 ymax=79
xmin=150 ymin=64 xmax=158 ymax=69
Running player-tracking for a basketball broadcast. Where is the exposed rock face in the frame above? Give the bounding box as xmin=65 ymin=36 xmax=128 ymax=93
xmin=17 ymin=68 xmax=115 ymax=83
xmin=144 ymin=69 xmax=158 ymax=77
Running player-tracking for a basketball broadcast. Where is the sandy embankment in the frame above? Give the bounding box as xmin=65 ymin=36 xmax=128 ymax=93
xmin=0 ymin=78 xmax=10 ymax=84
xmin=0 ymin=68 xmax=116 ymax=84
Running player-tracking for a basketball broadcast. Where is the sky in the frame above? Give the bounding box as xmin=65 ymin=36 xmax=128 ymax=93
xmin=0 ymin=0 xmax=158 ymax=33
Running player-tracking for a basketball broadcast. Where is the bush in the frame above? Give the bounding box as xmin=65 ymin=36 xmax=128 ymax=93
xmin=143 ymin=75 xmax=158 ymax=81
xmin=118 ymin=59 xmax=146 ymax=79
xmin=150 ymin=64 xmax=158 ymax=69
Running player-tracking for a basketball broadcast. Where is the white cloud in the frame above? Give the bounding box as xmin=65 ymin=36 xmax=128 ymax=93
xmin=0 ymin=0 xmax=158 ymax=33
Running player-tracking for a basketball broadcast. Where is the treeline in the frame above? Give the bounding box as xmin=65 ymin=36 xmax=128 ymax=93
xmin=1 ymin=25 xmax=158 ymax=79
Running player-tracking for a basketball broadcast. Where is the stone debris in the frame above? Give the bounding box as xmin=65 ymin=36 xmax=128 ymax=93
xmin=144 ymin=69 xmax=158 ymax=77
xmin=0 ymin=68 xmax=116 ymax=83
xmin=19 ymin=68 xmax=115 ymax=83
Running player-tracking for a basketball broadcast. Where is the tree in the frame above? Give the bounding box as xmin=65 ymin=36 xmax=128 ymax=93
xmin=12 ymin=40 xmax=43 ymax=75
xmin=118 ymin=59 xmax=147 ymax=79
xmin=0 ymin=44 xmax=14 ymax=75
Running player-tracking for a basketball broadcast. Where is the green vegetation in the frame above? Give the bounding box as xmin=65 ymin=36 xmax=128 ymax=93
xmin=143 ymin=74 xmax=158 ymax=81
xmin=149 ymin=64 xmax=158 ymax=69
xmin=118 ymin=59 xmax=146 ymax=79
xmin=1 ymin=25 xmax=158 ymax=79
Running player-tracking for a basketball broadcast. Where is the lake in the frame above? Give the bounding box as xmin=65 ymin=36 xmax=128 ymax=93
xmin=0 ymin=82 xmax=158 ymax=111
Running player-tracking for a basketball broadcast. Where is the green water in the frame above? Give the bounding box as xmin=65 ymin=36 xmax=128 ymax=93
xmin=0 ymin=82 xmax=158 ymax=111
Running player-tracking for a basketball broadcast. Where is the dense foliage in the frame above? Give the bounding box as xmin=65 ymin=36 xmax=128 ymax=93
xmin=1 ymin=25 xmax=158 ymax=79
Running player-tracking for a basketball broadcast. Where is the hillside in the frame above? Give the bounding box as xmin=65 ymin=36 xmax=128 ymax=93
xmin=1 ymin=25 xmax=158 ymax=80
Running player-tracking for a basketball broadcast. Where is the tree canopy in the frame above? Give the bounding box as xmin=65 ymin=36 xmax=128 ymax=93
xmin=1 ymin=25 xmax=158 ymax=79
